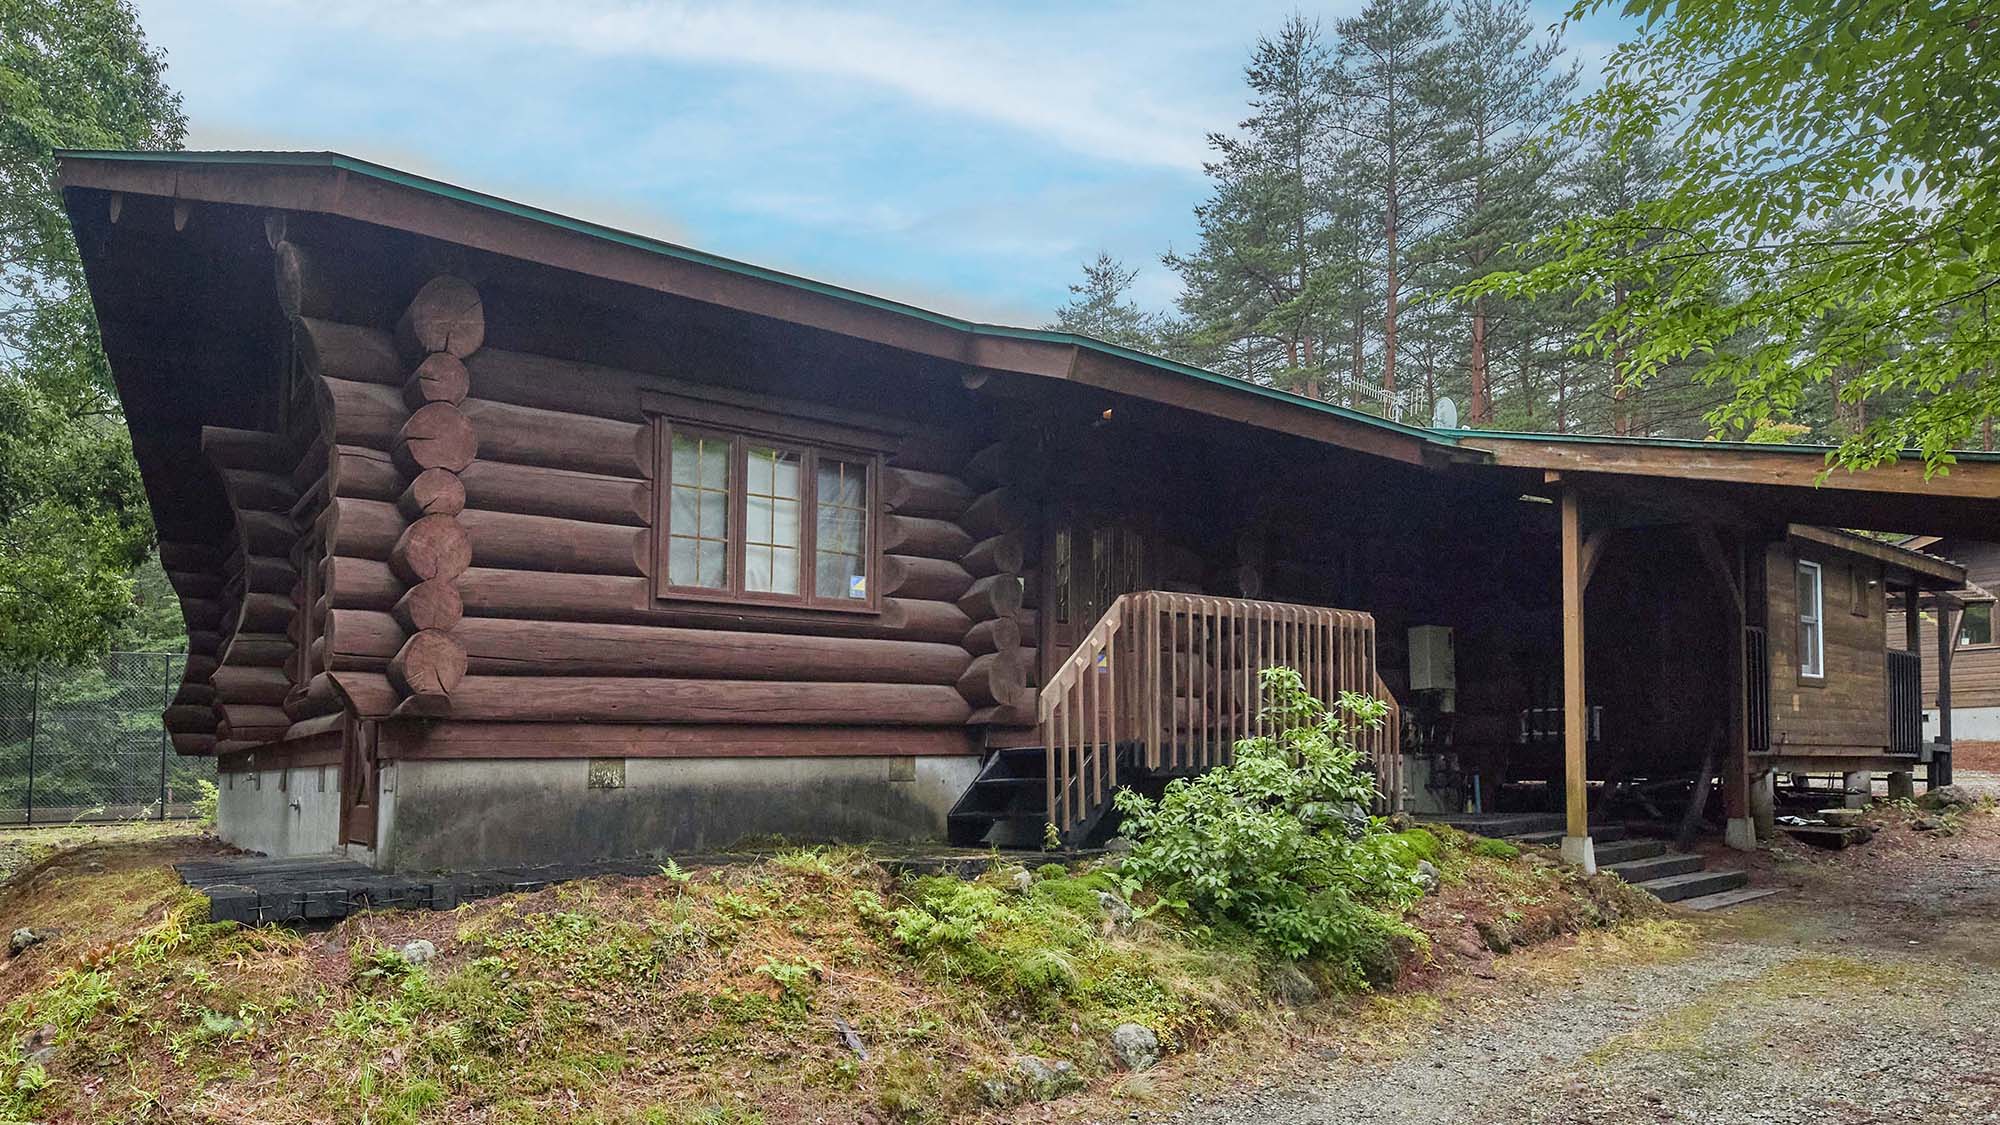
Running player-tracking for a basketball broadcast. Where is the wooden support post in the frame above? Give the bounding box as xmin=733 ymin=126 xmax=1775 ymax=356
xmin=1693 ymin=525 xmax=1754 ymax=851
xmin=1937 ymin=601 xmax=1959 ymax=787
xmin=1559 ymin=487 xmax=1594 ymax=873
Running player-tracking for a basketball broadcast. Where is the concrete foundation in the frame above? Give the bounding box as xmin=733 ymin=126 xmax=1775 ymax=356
xmin=1725 ymin=816 xmax=1758 ymax=852
xmin=372 ymin=754 xmax=984 ymax=872
xmin=1560 ymin=834 xmax=1596 ymax=875
xmin=1750 ymin=771 xmax=1776 ymax=841
xmin=1887 ymin=771 xmax=1916 ymax=801
xmin=1843 ymin=769 xmax=1873 ymax=809
xmin=216 ymin=765 xmax=342 ymax=859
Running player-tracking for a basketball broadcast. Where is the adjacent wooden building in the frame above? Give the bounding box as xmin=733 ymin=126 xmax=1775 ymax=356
xmin=58 ymin=151 xmax=2000 ymax=872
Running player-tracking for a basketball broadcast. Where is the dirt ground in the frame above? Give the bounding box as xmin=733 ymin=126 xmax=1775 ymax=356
xmin=1952 ymin=740 xmax=2000 ymax=799
xmin=1162 ymin=803 xmax=2000 ymax=1125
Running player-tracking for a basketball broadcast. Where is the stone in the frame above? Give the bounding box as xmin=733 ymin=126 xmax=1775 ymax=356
xmin=1264 ymin=961 xmax=1320 ymax=1006
xmin=1101 ymin=836 xmax=1135 ymax=854
xmin=1009 ymin=868 xmax=1034 ymax=894
xmin=8 ymin=928 xmax=44 ymax=956
xmin=1918 ymin=784 xmax=1974 ymax=811
xmin=1887 ymin=771 xmax=1916 ymax=802
xmin=1416 ymin=859 xmax=1441 ymax=891
xmin=1819 ymin=807 xmax=1866 ymax=827
xmin=1913 ymin=816 xmax=1945 ymax=832
xmin=398 ymin=939 xmax=436 ymax=965
xmin=1006 ymin=1055 xmax=1080 ymax=1100
xmin=1110 ymin=1023 xmax=1161 ymax=1071
xmin=1098 ymin=891 xmax=1135 ymax=929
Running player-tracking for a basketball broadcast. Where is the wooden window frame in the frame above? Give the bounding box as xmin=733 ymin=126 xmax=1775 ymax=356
xmin=1797 ymin=559 xmax=1825 ymax=681
xmin=646 ymin=392 xmax=889 ymax=617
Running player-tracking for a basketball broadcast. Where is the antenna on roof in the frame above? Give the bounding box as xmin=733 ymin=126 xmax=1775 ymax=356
xmin=1431 ymin=396 xmax=1460 ymax=430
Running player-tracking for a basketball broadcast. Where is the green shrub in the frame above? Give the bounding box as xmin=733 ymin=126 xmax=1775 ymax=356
xmin=1113 ymin=667 xmax=1425 ymax=976
xmin=1469 ymin=837 xmax=1521 ymax=860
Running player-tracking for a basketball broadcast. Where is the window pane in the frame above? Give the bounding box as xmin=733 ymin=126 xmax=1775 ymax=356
xmin=771 ymin=547 xmax=799 ymax=594
xmin=667 ymin=430 xmax=732 ymax=590
xmin=747 ymin=448 xmax=772 ymax=494
xmin=698 ymin=539 xmax=726 ymax=587
xmin=1962 ymin=604 xmax=1993 ymax=646
xmin=747 ymin=495 xmax=772 ymax=539
xmin=775 ymin=456 xmax=800 ymax=500
xmin=672 ymin=434 xmax=700 ymax=483
xmin=701 ymin=440 xmax=728 ymax=488
xmin=668 ymin=537 xmax=696 ymax=587
xmin=745 ymin=544 xmax=772 ymax=592
xmin=814 ymin=458 xmax=869 ymax=600
xmin=774 ymin=498 xmax=800 ymax=547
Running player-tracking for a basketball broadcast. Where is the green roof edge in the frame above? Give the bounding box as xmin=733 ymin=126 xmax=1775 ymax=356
xmin=58 ymin=149 xmax=1998 ymax=469
xmin=55 ymin=148 xmax=1453 ymax=446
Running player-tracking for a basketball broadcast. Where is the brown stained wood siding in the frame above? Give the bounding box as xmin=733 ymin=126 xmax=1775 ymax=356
xmin=1885 ymin=538 xmax=2000 ymax=711
xmin=438 ymin=341 xmax=1018 ymax=736
xmin=1765 ymin=542 xmax=1893 ymax=752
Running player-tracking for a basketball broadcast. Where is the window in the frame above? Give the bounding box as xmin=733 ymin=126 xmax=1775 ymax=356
xmin=1961 ymin=603 xmax=1994 ymax=647
xmin=655 ymin=412 xmax=881 ymax=611
xmin=1797 ymin=560 xmax=1824 ymax=678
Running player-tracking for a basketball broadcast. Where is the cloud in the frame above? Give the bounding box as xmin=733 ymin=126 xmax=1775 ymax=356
xmin=291 ymin=0 xmax=1226 ymax=170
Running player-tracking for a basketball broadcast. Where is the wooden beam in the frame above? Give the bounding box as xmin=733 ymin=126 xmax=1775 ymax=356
xmin=1559 ymin=487 xmax=1592 ymax=870
xmin=1579 ymin=528 xmax=1611 ymax=592
xmin=1787 ymin=524 xmax=1965 ymax=586
xmin=1463 ymin=433 xmax=2000 ymax=500
xmin=1938 ymin=604 xmax=1959 ymax=786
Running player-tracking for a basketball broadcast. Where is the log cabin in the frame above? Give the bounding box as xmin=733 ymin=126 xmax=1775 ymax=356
xmin=56 ymin=151 xmax=2000 ymax=873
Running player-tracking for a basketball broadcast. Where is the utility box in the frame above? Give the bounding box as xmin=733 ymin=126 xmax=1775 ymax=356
xmin=1408 ymin=625 xmax=1456 ymax=691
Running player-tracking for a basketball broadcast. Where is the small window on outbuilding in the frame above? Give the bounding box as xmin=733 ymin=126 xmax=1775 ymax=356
xmin=1960 ymin=603 xmax=1993 ymax=647
xmin=1797 ymin=560 xmax=1825 ymax=679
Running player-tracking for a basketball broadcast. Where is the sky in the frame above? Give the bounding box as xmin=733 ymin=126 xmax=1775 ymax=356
xmin=132 ymin=0 xmax=1628 ymax=326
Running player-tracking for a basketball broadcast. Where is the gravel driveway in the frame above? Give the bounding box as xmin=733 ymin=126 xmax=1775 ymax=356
xmin=1167 ymin=808 xmax=2000 ymax=1125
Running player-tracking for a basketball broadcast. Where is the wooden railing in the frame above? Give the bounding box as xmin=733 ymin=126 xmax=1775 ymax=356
xmin=1886 ymin=647 xmax=1922 ymax=757
xmin=1039 ymin=591 xmax=1402 ymax=842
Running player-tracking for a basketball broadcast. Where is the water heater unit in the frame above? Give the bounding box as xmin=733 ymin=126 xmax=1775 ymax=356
xmin=1408 ymin=625 xmax=1456 ymax=691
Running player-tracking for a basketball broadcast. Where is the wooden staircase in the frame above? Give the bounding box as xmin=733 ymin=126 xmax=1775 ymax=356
xmin=1505 ymin=822 xmax=1766 ymax=908
xmin=950 ymin=591 xmax=1402 ymax=850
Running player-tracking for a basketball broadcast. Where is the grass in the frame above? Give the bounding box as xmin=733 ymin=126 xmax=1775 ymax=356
xmin=0 ymin=830 xmax=1663 ymax=1123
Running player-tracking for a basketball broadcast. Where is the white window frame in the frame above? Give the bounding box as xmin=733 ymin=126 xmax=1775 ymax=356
xmin=1797 ymin=560 xmax=1825 ymax=679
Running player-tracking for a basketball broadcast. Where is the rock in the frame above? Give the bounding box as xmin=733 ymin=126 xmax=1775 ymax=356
xmin=1265 ymin=961 xmax=1320 ymax=1006
xmin=991 ymin=1055 xmax=1079 ymax=1102
xmin=398 ymin=939 xmax=436 ymax=965
xmin=1009 ymin=867 xmax=1034 ymax=894
xmin=1918 ymin=785 xmax=1974 ymax=811
xmin=1101 ymin=836 xmax=1135 ymax=854
xmin=1475 ymin=916 xmax=1518 ymax=953
xmin=1110 ymin=1023 xmax=1161 ymax=1071
xmin=21 ymin=1025 xmax=57 ymax=1066
xmin=1098 ymin=891 xmax=1135 ymax=929
xmin=1416 ymin=859 xmax=1441 ymax=891
xmin=8 ymin=928 xmax=45 ymax=956
xmin=1913 ymin=816 xmax=1945 ymax=832
xmin=1819 ymin=807 xmax=1866 ymax=827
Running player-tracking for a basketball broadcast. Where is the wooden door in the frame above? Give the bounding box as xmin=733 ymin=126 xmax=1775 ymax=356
xmin=339 ymin=717 xmax=379 ymax=847
xmin=1041 ymin=511 xmax=1149 ymax=686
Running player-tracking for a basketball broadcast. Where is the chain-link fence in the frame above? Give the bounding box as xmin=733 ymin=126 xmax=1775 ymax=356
xmin=0 ymin=652 xmax=216 ymax=825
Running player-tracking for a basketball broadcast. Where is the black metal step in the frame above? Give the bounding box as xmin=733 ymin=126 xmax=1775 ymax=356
xmin=1589 ymin=837 xmax=1666 ymax=864
xmin=1605 ymin=851 xmax=1703 ymax=882
xmin=1634 ymin=868 xmax=1749 ymax=903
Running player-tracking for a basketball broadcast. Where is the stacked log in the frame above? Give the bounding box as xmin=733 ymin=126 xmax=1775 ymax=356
xmin=951 ymin=441 xmax=1035 ymax=726
xmin=381 ymin=276 xmax=483 ymax=715
xmin=197 ymin=426 xmax=302 ymax=744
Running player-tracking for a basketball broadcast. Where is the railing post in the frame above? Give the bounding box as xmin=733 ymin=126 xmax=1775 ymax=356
xmin=158 ymin=652 xmax=173 ymax=819
xmin=24 ymin=668 xmax=38 ymax=826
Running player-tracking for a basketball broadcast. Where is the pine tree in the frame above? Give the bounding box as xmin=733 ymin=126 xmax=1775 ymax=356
xmin=1166 ymin=16 xmax=1344 ymax=397
xmin=1428 ymin=0 xmax=1576 ymax=426
xmin=1048 ymin=253 xmax=1166 ymax=354
xmin=1334 ymin=0 xmax=1452 ymax=400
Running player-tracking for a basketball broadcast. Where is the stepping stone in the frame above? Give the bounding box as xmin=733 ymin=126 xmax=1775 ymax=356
xmin=1677 ymin=887 xmax=1781 ymax=911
